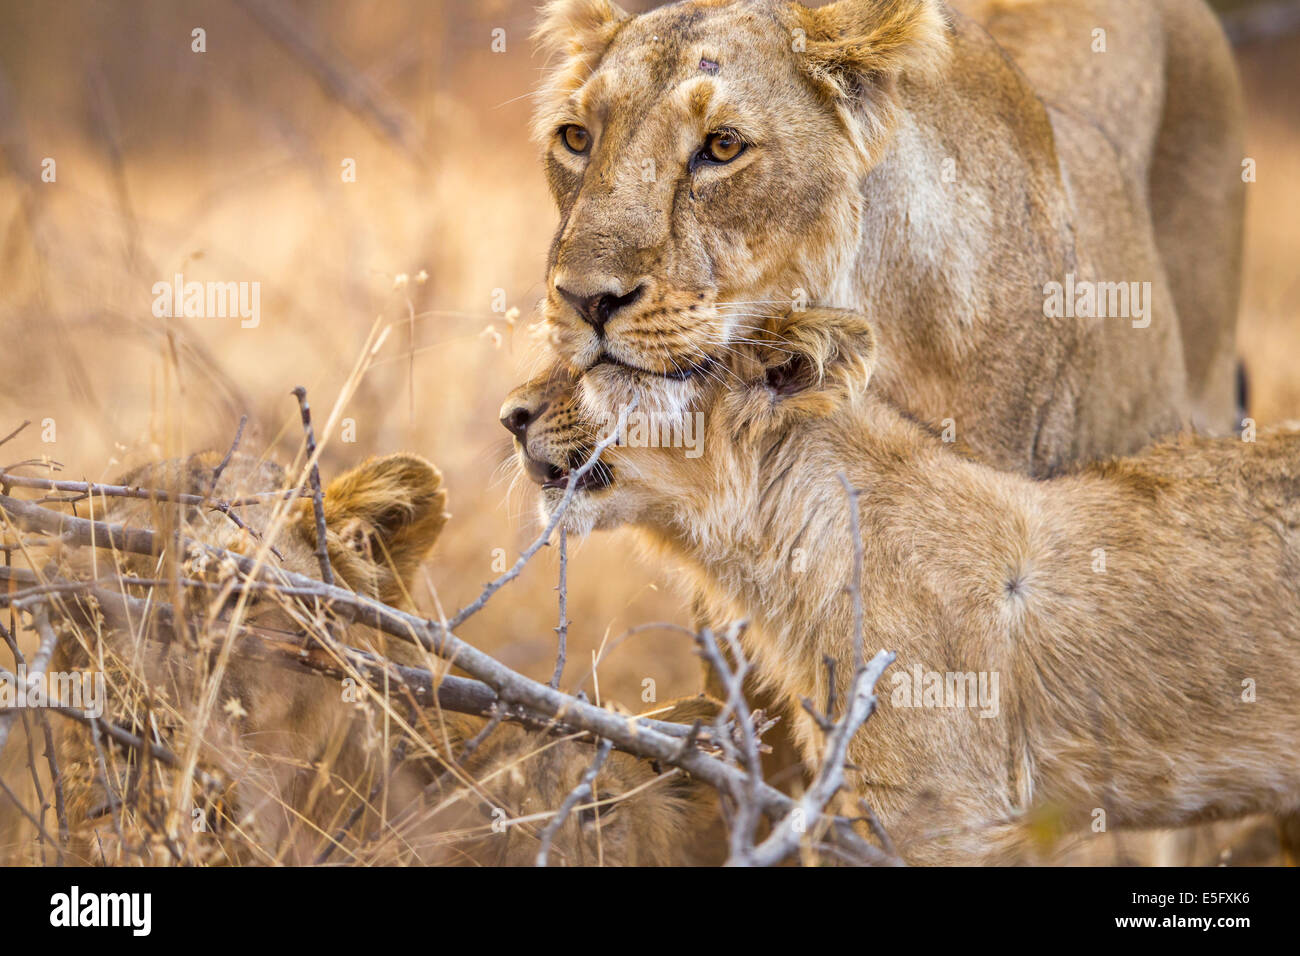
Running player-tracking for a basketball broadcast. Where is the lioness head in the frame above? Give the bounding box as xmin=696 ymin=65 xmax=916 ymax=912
xmin=502 ymin=307 xmax=877 ymax=534
xmin=532 ymin=0 xmax=948 ymax=421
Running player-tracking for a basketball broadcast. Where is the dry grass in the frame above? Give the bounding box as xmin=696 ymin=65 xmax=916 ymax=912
xmin=1 ymin=0 xmax=1297 ymax=866
xmin=0 ymin=0 xmax=704 ymax=722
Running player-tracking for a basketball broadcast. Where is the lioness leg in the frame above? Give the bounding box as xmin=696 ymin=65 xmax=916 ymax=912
xmin=1279 ymin=812 xmax=1300 ymax=866
xmin=1149 ymin=0 xmax=1246 ymax=434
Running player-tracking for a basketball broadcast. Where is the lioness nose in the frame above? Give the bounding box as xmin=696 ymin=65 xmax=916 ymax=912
xmin=556 ymin=283 xmax=644 ymax=333
xmin=500 ymin=400 xmax=548 ymax=440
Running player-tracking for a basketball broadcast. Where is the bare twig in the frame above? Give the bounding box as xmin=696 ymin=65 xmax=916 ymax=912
xmin=0 ymin=421 xmax=30 ymax=449
xmin=39 ymin=704 xmax=70 ymax=851
xmin=0 ymin=565 xmax=702 ymax=746
xmin=0 ymin=604 xmax=60 ymax=760
xmin=726 ymin=475 xmax=897 ymax=866
xmin=0 ymin=500 xmax=885 ymax=858
xmin=550 ymin=527 xmax=568 ymax=689
xmin=535 ymin=737 xmax=612 ymax=867
xmin=229 ymin=0 xmax=427 ymax=163
xmin=857 ymin=797 xmax=897 ymax=859
xmin=0 ymin=470 xmax=285 ymax=561
xmin=695 ymin=623 xmax=766 ymax=858
xmin=292 ymin=386 xmax=333 ymax=587
xmin=737 ymin=649 xmax=896 ymax=867
xmin=447 ymin=398 xmax=635 ymax=631
xmin=209 ymin=414 xmax=248 ymax=493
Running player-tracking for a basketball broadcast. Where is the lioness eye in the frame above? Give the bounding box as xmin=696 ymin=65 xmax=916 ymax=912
xmin=560 ymin=124 xmax=591 ymax=155
xmin=699 ymin=129 xmax=745 ymax=165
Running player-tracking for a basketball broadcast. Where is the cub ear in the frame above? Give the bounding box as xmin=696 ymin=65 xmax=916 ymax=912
xmin=757 ymin=308 xmax=878 ymax=404
xmin=792 ymin=0 xmax=950 ymax=107
xmin=301 ymin=453 xmax=449 ymax=604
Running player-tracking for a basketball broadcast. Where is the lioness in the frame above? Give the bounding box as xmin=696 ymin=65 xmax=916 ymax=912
xmin=531 ymin=0 xmax=1243 ymax=474
xmin=501 ymin=308 xmax=1300 ymax=865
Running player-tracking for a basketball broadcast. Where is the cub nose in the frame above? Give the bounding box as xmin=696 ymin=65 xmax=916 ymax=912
xmin=500 ymin=399 xmax=548 ymax=441
xmin=556 ymin=283 xmax=644 ymax=333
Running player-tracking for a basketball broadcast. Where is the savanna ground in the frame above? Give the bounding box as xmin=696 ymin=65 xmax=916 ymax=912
xmin=1 ymin=0 xmax=1298 ymax=864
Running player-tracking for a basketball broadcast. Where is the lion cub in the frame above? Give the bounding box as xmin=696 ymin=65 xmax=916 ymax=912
xmin=44 ymin=451 xmax=449 ymax=864
xmin=9 ymin=451 xmax=721 ymax=866
xmin=503 ymin=308 xmax=1300 ymax=864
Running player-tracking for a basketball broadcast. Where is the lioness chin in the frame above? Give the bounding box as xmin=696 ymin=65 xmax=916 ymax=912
xmin=503 ymin=308 xmax=1300 ymax=865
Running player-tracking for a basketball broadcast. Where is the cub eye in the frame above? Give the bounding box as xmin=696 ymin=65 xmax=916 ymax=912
xmin=560 ymin=124 xmax=591 ymax=155
xmin=579 ymin=791 xmax=617 ymax=828
xmin=698 ymin=129 xmax=746 ymax=165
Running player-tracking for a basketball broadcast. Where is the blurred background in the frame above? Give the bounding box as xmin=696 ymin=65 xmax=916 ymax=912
xmin=1 ymin=0 xmax=1297 ymax=862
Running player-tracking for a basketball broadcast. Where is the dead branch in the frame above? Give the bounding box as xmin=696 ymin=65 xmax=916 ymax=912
xmin=0 ymin=564 xmax=699 ymax=747
xmin=208 ymin=414 xmax=248 ymax=494
xmin=550 ymin=527 xmax=568 ymax=689
xmin=291 ymin=386 xmax=333 ymax=586
xmin=447 ymin=398 xmax=636 ymax=631
xmin=0 ymin=469 xmax=291 ymax=560
xmin=535 ymin=737 xmax=612 ymax=866
xmin=739 ymin=649 xmax=896 ymax=867
xmin=0 ymin=486 xmax=889 ymax=862
xmin=0 ymin=428 xmax=896 ymax=865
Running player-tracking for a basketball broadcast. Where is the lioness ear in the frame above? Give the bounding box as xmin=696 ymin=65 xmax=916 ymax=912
xmin=792 ymin=0 xmax=950 ymax=109
xmin=759 ymin=308 xmax=877 ymax=403
xmin=534 ymin=0 xmax=630 ymax=62
xmin=301 ymin=454 xmax=449 ymax=604
xmin=532 ymin=0 xmax=633 ymax=144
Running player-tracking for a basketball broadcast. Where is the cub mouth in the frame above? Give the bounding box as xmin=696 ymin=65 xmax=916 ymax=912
xmin=534 ymin=455 xmax=615 ymax=493
xmin=589 ymin=352 xmax=713 ymax=382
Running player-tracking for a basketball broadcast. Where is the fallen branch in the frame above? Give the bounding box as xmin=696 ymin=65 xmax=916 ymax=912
xmin=0 ymin=491 xmax=891 ymax=862
xmin=535 ymin=737 xmax=612 ymax=867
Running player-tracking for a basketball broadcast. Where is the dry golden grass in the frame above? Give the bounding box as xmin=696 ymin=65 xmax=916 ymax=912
xmin=0 ymin=0 xmax=704 ymax=723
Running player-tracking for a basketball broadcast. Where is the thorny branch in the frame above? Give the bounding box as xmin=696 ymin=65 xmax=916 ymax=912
xmin=0 ymin=417 xmax=897 ymax=866
xmin=446 ymin=398 xmax=636 ymax=631
xmin=535 ymin=737 xmax=612 ymax=867
xmin=292 ymin=386 xmax=334 ymax=588
xmin=550 ymin=527 xmax=568 ymax=689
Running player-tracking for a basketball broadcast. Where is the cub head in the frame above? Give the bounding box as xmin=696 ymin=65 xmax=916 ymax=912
xmin=48 ymin=451 xmax=449 ymax=863
xmin=501 ymin=307 xmax=877 ymax=533
xmin=531 ymin=0 xmax=948 ymax=422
